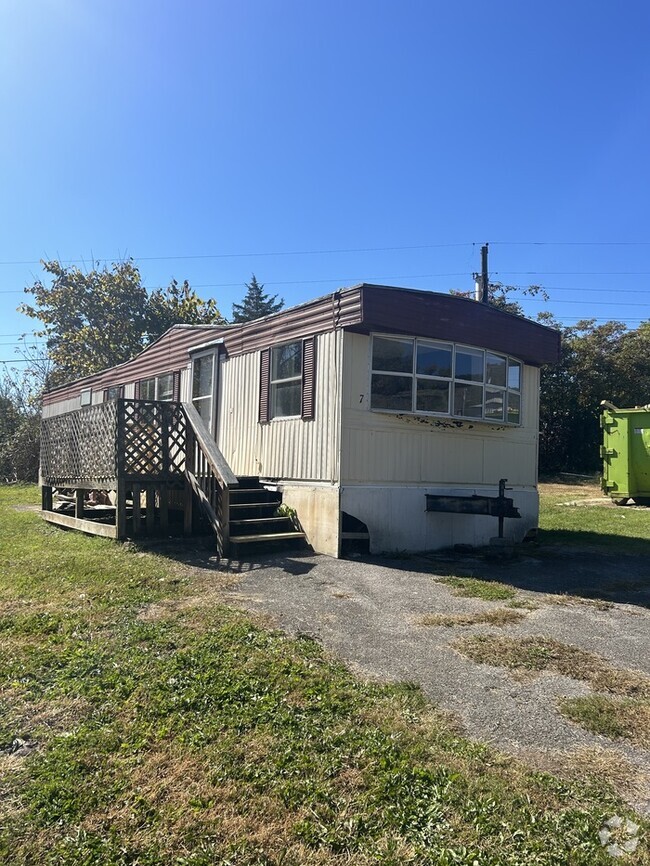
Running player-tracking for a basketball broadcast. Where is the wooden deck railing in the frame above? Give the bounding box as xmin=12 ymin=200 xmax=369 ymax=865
xmin=41 ymin=400 xmax=120 ymax=488
xmin=41 ymin=398 xmax=238 ymax=556
xmin=182 ymin=402 xmax=239 ymax=556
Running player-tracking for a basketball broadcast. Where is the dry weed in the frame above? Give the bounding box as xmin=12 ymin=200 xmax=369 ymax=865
xmin=419 ymin=609 xmax=526 ymax=628
xmin=455 ymin=635 xmax=650 ymax=698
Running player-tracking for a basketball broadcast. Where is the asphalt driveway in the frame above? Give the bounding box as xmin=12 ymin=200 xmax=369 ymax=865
xmin=216 ymin=547 xmax=650 ymax=814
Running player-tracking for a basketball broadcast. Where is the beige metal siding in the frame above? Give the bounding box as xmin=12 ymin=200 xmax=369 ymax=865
xmin=341 ymin=332 xmax=540 ymax=488
xmin=180 ymin=367 xmax=191 ymax=403
xmin=42 ymin=397 xmax=81 ymax=418
xmin=216 ymin=330 xmax=341 ymax=482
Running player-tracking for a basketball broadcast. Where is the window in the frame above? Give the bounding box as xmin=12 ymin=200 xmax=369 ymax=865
xmin=157 ymin=373 xmax=174 ymax=401
xmin=140 ymin=378 xmax=156 ymax=400
xmin=370 ymin=334 xmax=522 ymax=424
xmin=191 ymin=353 xmax=215 ymax=432
xmin=80 ymin=389 xmax=92 ymax=406
xmin=105 ymin=385 xmax=124 ymax=401
xmin=139 ymin=372 xmax=177 ymax=402
xmin=271 ymin=342 xmax=302 ymax=418
xmin=259 ymin=336 xmax=316 ymax=423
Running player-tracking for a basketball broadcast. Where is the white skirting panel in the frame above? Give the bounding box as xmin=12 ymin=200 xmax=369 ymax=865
xmin=340 ymin=484 xmax=539 ymax=554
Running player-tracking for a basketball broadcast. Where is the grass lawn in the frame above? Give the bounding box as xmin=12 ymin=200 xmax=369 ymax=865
xmin=539 ymin=479 xmax=650 ymax=554
xmin=0 ymin=485 xmax=648 ymax=865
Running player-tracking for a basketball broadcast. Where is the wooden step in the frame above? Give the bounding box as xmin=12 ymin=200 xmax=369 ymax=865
xmin=230 ymin=516 xmax=293 ymax=536
xmin=235 ymin=476 xmax=263 ymax=489
xmin=230 ymin=531 xmax=306 ymax=544
xmin=230 ymin=516 xmax=290 ymax=526
xmin=230 ymin=500 xmax=279 ymax=508
xmin=230 ymin=489 xmax=281 ymax=503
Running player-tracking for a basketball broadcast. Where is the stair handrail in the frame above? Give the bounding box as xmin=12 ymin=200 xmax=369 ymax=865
xmin=181 ymin=402 xmax=238 ymax=556
xmin=182 ymin=402 xmax=238 ymax=489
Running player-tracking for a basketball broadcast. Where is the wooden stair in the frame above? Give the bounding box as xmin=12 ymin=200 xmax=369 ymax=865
xmin=228 ymin=476 xmax=307 ymax=552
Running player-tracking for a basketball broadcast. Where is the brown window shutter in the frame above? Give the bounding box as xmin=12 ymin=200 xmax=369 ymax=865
xmin=102 ymin=389 xmax=108 ymax=402
xmin=301 ymin=336 xmax=316 ymax=420
xmin=172 ymin=371 xmax=181 ymax=402
xmin=259 ymin=348 xmax=271 ymax=423
xmin=134 ymin=380 xmax=140 ymax=400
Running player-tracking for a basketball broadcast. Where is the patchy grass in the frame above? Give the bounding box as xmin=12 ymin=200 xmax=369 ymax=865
xmin=1 ymin=485 xmax=649 ymax=865
xmin=507 ymin=599 xmax=539 ymax=610
xmin=456 ymin=634 xmax=650 ymax=749
xmin=419 ymin=609 xmax=527 ymax=628
xmin=436 ymin=576 xmax=516 ymax=601
xmin=539 ymin=481 xmax=650 ymax=554
xmin=454 ymin=635 xmax=650 ymax=698
xmin=542 ymin=594 xmax=615 ymax=611
xmin=560 ymin=696 xmax=650 ymax=748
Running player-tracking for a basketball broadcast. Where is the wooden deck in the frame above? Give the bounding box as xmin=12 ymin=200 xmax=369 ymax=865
xmin=40 ymin=398 xmax=237 ymax=556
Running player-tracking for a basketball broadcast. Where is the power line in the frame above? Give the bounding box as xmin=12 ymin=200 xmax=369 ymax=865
xmin=507 ymin=295 xmax=650 ymax=307
xmin=0 ymin=273 xmax=473 ymax=294
xmin=0 ymin=242 xmax=477 ymax=267
xmin=0 ymin=358 xmax=49 ymax=364
xmin=493 ymin=271 xmax=650 ymax=276
xmin=491 ymin=241 xmax=650 ymax=247
xmin=2 ymin=239 xmax=650 ymax=268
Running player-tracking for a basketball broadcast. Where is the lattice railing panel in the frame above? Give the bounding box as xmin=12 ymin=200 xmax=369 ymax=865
xmin=41 ymin=399 xmax=189 ymax=487
xmin=121 ymin=400 xmax=186 ymax=478
xmin=41 ymin=402 xmax=118 ymax=486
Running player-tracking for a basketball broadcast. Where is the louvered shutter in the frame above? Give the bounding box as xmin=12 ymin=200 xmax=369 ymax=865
xmin=134 ymin=380 xmax=140 ymax=400
xmin=301 ymin=336 xmax=316 ymax=420
xmin=259 ymin=348 xmax=271 ymax=423
xmin=172 ymin=371 xmax=181 ymax=402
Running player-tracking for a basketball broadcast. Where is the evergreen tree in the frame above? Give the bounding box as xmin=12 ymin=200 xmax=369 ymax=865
xmin=231 ymin=275 xmax=284 ymax=323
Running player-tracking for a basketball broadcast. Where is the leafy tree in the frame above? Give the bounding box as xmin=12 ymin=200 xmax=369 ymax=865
xmin=20 ymin=260 xmax=224 ymax=387
xmin=538 ymin=317 xmax=650 ymax=474
xmin=450 ymin=282 xmax=548 ymax=316
xmin=0 ymin=415 xmax=40 ymax=483
xmin=0 ymin=360 xmax=42 ymax=483
xmin=146 ymin=278 xmax=225 ymax=337
xmin=231 ymin=274 xmax=284 ymax=323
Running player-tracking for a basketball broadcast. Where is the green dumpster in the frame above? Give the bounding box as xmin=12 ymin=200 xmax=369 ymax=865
xmin=601 ymin=401 xmax=650 ymax=505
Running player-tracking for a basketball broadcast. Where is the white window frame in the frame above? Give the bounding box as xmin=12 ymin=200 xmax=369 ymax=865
xmin=190 ymin=350 xmax=217 ymax=434
xmin=80 ymin=389 xmax=92 ymax=407
xmin=270 ymin=340 xmax=302 ymax=420
xmin=140 ymin=372 xmax=175 ymax=402
xmin=369 ymin=333 xmax=523 ymax=425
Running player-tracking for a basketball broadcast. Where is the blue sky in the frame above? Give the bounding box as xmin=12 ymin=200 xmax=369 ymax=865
xmin=1 ymin=0 xmax=649 ymax=366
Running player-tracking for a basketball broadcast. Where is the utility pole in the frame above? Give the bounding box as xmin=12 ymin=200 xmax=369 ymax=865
xmin=472 ymin=243 xmax=490 ymax=303
xmin=481 ymin=243 xmax=489 ymax=304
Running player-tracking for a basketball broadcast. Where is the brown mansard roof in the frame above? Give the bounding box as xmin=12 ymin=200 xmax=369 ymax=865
xmin=42 ymin=284 xmax=560 ymax=405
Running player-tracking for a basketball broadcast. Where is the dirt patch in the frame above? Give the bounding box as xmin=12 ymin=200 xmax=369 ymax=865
xmin=419 ymin=609 xmax=527 ymax=628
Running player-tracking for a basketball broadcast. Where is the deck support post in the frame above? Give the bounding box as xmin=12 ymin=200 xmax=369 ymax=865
xmin=159 ymin=485 xmax=169 ymax=534
xmin=145 ymin=487 xmax=155 ymax=534
xmin=132 ymin=483 xmax=142 ymax=535
xmin=42 ymin=485 xmax=53 ymax=512
xmin=75 ymin=489 xmax=85 ymax=519
xmin=220 ymin=485 xmax=230 ymax=557
xmin=116 ymin=481 xmax=127 ymax=539
xmin=184 ymin=427 xmax=195 ymax=536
